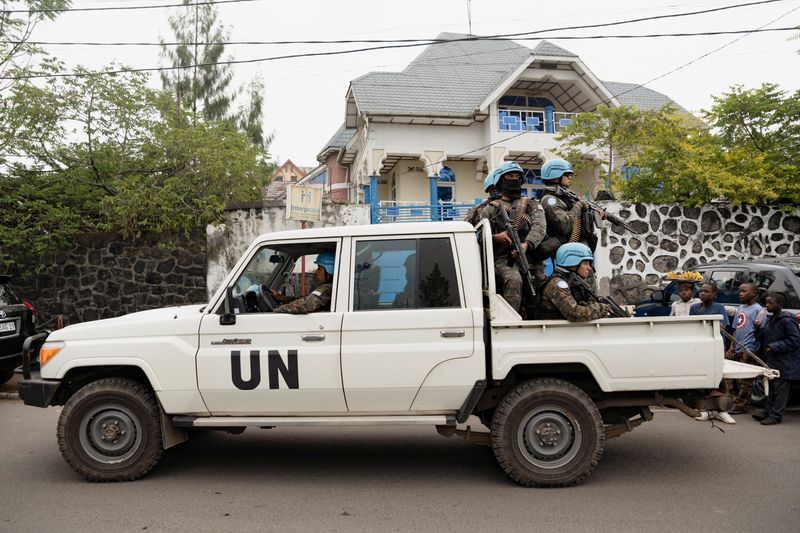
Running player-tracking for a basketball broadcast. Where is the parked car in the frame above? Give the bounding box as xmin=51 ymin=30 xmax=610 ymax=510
xmin=0 ymin=275 xmax=36 ymax=385
xmin=634 ymin=258 xmax=800 ymax=318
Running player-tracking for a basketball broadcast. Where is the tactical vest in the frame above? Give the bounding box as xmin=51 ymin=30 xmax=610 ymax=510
xmin=534 ymin=271 xmax=591 ymax=319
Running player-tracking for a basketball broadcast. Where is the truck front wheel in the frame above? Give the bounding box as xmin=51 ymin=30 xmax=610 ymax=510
xmin=491 ymin=378 xmax=604 ymax=487
xmin=57 ymin=378 xmax=164 ymax=482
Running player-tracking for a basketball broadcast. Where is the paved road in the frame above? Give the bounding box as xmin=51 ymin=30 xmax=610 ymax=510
xmin=1 ymin=397 xmax=798 ymax=533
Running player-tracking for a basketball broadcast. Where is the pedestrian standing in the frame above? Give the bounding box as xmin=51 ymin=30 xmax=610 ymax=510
xmin=725 ymin=282 xmax=765 ymax=415
xmin=691 ymin=282 xmax=735 ymax=424
xmin=752 ymin=292 xmax=800 ymax=425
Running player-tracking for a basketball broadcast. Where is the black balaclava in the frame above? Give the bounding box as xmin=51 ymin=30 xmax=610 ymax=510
xmin=500 ymin=174 xmax=522 ymax=198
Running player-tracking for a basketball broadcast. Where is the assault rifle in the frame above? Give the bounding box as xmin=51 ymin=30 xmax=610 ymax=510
xmin=495 ymin=202 xmax=537 ymax=298
xmin=545 ymin=186 xmax=633 ymax=233
xmin=558 ymin=267 xmax=630 ymax=318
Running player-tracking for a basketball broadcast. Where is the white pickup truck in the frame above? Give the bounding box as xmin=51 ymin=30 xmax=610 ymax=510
xmin=19 ymin=221 xmax=772 ymax=487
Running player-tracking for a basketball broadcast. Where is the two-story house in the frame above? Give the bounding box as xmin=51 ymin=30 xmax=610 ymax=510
xmin=316 ymin=33 xmax=685 ymax=223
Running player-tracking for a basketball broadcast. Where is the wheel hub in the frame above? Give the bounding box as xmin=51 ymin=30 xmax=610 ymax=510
xmin=79 ymin=404 xmax=142 ymax=464
xmin=101 ymin=420 xmax=126 ymax=443
xmin=517 ymin=406 xmax=582 ymax=470
xmin=536 ymin=423 xmax=561 ymax=447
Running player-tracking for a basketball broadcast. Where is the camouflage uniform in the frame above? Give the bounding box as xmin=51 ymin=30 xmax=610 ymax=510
xmin=464 ymin=193 xmax=503 ymax=226
xmin=540 ymin=192 xmax=584 ymax=245
xmin=538 ymin=272 xmax=610 ymax=321
xmin=273 ymin=283 xmax=333 ymax=314
xmin=540 ymin=191 xmax=597 ymax=286
xmin=480 ymin=197 xmax=546 ymax=312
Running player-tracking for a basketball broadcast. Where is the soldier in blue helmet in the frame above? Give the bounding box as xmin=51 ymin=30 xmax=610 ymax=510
xmin=274 ymin=251 xmax=335 ymax=314
xmin=537 ymin=243 xmax=611 ymax=321
xmin=464 ymin=169 xmax=504 ymax=226
xmin=479 ymin=161 xmax=547 ymax=314
xmin=539 ymin=159 xmax=605 ymax=255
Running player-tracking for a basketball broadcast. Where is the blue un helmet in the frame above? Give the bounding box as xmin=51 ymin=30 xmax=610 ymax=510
xmin=555 ymin=243 xmax=594 ymax=268
xmin=541 ymin=159 xmax=573 ymax=182
xmin=314 ymin=251 xmax=336 ymax=275
xmin=487 ymin=161 xmax=524 ymax=189
xmin=483 ymin=170 xmax=498 ymax=192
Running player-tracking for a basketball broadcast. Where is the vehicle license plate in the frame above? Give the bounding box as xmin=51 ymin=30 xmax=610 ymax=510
xmin=0 ymin=321 xmax=16 ymax=333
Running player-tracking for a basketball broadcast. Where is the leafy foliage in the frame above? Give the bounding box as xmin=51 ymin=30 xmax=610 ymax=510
xmin=0 ymin=1 xmax=71 ymax=85
xmin=556 ymin=85 xmax=800 ymax=205
xmin=0 ymin=62 xmax=271 ymax=274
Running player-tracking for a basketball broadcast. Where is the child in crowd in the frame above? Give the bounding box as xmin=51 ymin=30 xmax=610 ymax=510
xmin=752 ymin=292 xmax=800 ymax=425
xmin=691 ymin=282 xmax=735 ymax=424
xmin=690 ymin=282 xmax=730 ymax=329
xmin=670 ymin=281 xmax=700 ymax=317
xmin=726 ymin=282 xmax=765 ymax=415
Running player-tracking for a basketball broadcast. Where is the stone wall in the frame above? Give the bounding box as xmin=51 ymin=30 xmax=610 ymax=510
xmin=26 ymin=232 xmax=207 ymax=327
xmin=594 ymin=202 xmax=800 ymax=304
xmin=206 ymin=199 xmax=370 ymax=297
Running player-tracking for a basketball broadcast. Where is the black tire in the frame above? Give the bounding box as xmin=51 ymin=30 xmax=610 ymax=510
xmin=0 ymin=367 xmax=15 ymax=385
xmin=751 ymin=379 xmax=766 ymax=404
xmin=491 ymin=378 xmax=604 ymax=488
xmin=57 ymin=378 xmax=164 ymax=482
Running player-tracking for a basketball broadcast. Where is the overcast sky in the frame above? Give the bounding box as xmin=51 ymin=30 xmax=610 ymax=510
xmin=35 ymin=0 xmax=800 ymax=167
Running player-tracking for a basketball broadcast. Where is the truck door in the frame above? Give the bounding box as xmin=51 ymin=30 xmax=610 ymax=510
xmin=340 ymin=235 xmax=475 ymax=412
xmin=196 ymin=240 xmax=347 ymax=415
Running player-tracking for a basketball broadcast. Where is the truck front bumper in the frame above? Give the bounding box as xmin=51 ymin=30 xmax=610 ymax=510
xmin=17 ymin=376 xmax=60 ymax=407
xmin=17 ymin=332 xmax=59 ymax=407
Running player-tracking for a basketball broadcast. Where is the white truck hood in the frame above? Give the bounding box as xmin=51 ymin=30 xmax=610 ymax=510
xmin=47 ymin=304 xmax=207 ymax=342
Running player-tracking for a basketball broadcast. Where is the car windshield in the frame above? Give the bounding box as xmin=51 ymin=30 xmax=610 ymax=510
xmin=0 ymin=283 xmax=21 ymax=306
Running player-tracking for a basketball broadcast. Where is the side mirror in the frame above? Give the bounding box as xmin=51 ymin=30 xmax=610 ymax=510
xmin=219 ymin=286 xmax=237 ymax=326
xmin=651 ymin=290 xmax=664 ymax=301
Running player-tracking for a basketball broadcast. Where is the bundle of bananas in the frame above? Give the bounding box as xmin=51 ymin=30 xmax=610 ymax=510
xmin=664 ymin=271 xmax=704 ymax=282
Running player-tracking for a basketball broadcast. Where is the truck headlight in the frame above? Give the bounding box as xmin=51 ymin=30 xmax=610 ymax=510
xmin=39 ymin=342 xmax=65 ymax=367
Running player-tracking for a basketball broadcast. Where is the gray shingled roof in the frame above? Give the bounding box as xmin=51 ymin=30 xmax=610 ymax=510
xmin=531 ymin=41 xmax=578 ymax=57
xmin=350 ymin=33 xmax=532 ymax=117
xmin=320 ymin=36 xmax=686 ymax=158
xmin=317 ymin=124 xmax=357 ymax=160
xmin=602 ymin=81 xmax=687 ymax=112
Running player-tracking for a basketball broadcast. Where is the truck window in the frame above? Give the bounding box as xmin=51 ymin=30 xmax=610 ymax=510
xmin=353 ymin=237 xmax=461 ymax=311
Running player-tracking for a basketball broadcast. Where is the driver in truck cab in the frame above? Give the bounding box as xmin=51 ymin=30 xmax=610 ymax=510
xmin=273 ymin=251 xmax=335 ymax=314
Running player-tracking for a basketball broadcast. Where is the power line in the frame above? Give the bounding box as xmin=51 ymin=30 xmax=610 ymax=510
xmin=5 ymin=0 xmax=793 ymax=47
xmin=3 ymin=26 xmax=797 ymax=81
xmin=11 ymin=27 xmax=797 ymax=47
xmin=596 ymin=4 xmax=800 ymax=106
xmin=1 ymin=0 xmax=259 ymax=14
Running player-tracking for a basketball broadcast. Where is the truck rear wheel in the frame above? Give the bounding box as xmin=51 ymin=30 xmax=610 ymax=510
xmin=57 ymin=378 xmax=163 ymax=482
xmin=491 ymin=378 xmax=604 ymax=487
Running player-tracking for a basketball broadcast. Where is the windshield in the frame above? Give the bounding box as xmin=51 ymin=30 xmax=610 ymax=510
xmin=233 ymin=247 xmax=288 ymax=296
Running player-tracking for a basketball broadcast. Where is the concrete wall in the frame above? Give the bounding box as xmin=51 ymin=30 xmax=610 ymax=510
xmin=594 ymin=202 xmax=800 ymax=304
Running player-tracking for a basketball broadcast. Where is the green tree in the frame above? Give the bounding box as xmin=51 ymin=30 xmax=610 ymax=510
xmin=556 ymin=90 xmax=800 ymax=205
xmin=160 ymin=0 xmax=268 ymax=148
xmin=0 ymin=62 xmax=270 ymax=275
xmin=0 ymin=1 xmax=71 ymax=83
xmin=556 ymin=104 xmax=658 ymax=188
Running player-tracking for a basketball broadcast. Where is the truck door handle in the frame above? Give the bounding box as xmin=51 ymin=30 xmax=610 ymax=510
xmin=440 ymin=330 xmax=465 ymax=338
xmin=302 ymin=334 xmax=326 ymax=342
